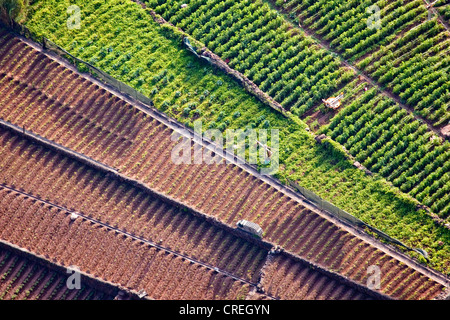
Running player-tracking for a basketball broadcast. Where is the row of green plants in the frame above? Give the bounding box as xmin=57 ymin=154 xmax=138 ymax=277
xmin=276 ymin=0 xmax=449 ymax=127
xmin=148 ymin=0 xmax=354 ymax=117
xmin=435 ymin=0 xmax=449 ymax=24
xmin=23 ymin=0 xmax=450 ymax=274
xmin=282 ymin=0 xmax=426 ymax=59
xmin=360 ymin=19 xmax=449 ymax=127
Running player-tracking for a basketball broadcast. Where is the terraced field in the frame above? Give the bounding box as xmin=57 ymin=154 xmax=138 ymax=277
xmin=152 ymin=0 xmax=449 ymax=127
xmin=0 ymin=31 xmax=449 ymax=280
xmin=435 ymin=0 xmax=450 ymax=25
xmin=268 ymin=0 xmax=450 ymax=217
xmin=0 ymin=243 xmax=117 ymax=300
xmin=0 ymin=37 xmax=448 ymax=300
xmin=1 ymin=126 xmax=447 ymax=299
xmin=149 ymin=0 xmax=446 ymax=122
xmin=260 ymin=254 xmax=371 ymax=300
xmin=322 ymin=90 xmax=450 ymax=217
xmin=261 ymin=253 xmax=442 ymax=300
xmin=0 ymin=0 xmax=447 ymax=302
xmin=277 ymin=0 xmax=449 ymax=125
xmin=21 ymin=0 xmax=450 ymax=228
xmin=142 ymin=0 xmax=450 ymax=217
xmin=147 ymin=0 xmax=354 ymax=116
xmin=0 ymin=186 xmax=259 ymax=300
xmin=0 ymin=128 xmax=270 ymax=285
xmin=0 ymin=127 xmax=404 ymax=300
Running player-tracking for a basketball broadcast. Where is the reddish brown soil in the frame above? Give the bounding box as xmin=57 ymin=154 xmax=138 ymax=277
xmin=0 ymin=187 xmax=253 ymax=299
xmin=261 ymin=254 xmax=369 ymax=300
xmin=0 ymin=245 xmax=114 ymax=300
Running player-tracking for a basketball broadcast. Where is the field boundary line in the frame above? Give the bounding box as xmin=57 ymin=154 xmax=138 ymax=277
xmin=264 ymin=0 xmax=447 ymax=137
xmin=131 ymin=0 xmax=290 ymax=117
xmin=112 ymin=3 xmax=450 ymax=231
xmin=0 ymin=120 xmax=397 ymax=300
xmin=0 ymin=182 xmax=391 ymax=300
xmin=423 ymin=0 xmax=450 ymax=32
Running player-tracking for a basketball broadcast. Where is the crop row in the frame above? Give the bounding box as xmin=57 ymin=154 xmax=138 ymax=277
xmin=0 ymin=105 xmax=388 ymax=289
xmin=0 ymin=186 xmax=254 ymax=300
xmin=103 ymin=1 xmax=450 ymax=216
xmin=0 ymin=185 xmax=378 ymax=301
xmin=147 ymin=0 xmax=354 ymax=116
xmin=0 ymin=246 xmax=114 ymax=300
xmin=0 ymin=128 xmax=268 ymax=284
xmin=261 ymin=254 xmax=370 ymax=300
xmin=277 ymin=0 xmax=449 ymax=126
xmin=260 ymin=255 xmax=350 ymax=300
xmin=24 ymin=0 xmax=285 ymax=134
xmin=0 ymin=110 xmax=445 ymax=299
xmin=361 ymin=19 xmax=449 ymax=127
xmin=324 ymin=88 xmax=450 ymax=217
xmin=0 ymin=133 xmax=442 ymax=298
xmin=22 ymin=0 xmax=450 ymax=275
xmin=272 ymin=0 xmax=450 ymax=214
xmin=281 ymin=0 xmax=426 ymax=59
xmin=435 ymin=1 xmax=449 ymax=24
xmin=261 ymin=253 xmax=443 ymax=300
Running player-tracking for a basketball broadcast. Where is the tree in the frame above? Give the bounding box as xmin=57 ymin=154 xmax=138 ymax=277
xmin=0 ymin=0 xmax=23 ymax=26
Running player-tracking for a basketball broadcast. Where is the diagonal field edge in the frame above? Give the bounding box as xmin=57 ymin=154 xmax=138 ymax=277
xmin=0 ymin=183 xmax=272 ymax=298
xmin=0 ymin=119 xmax=396 ymax=300
xmin=0 ymin=238 xmax=150 ymax=300
xmin=0 ymin=118 xmax=421 ymax=300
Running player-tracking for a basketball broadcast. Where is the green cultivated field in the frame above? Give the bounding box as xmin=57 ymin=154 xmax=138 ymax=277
xmin=276 ymin=0 xmax=449 ymax=127
xmin=146 ymin=0 xmax=450 ymax=219
xmin=149 ymin=0 xmax=354 ymax=116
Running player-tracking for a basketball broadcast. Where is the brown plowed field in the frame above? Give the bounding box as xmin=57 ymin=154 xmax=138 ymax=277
xmin=261 ymin=254 xmax=370 ymax=300
xmin=0 ymin=29 xmax=446 ymax=299
xmin=0 ymin=128 xmax=379 ymax=300
xmin=0 ymin=244 xmax=116 ymax=300
xmin=262 ymin=252 xmax=443 ymax=300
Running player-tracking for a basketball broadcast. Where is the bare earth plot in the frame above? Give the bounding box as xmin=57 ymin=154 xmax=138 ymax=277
xmin=20 ymin=1 xmax=450 ymax=276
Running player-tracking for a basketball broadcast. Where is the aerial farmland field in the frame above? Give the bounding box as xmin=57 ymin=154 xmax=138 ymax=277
xmin=0 ymin=0 xmax=449 ymax=305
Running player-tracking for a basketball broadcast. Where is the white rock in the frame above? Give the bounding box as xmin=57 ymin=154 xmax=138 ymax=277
xmin=70 ymin=213 xmax=79 ymax=221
